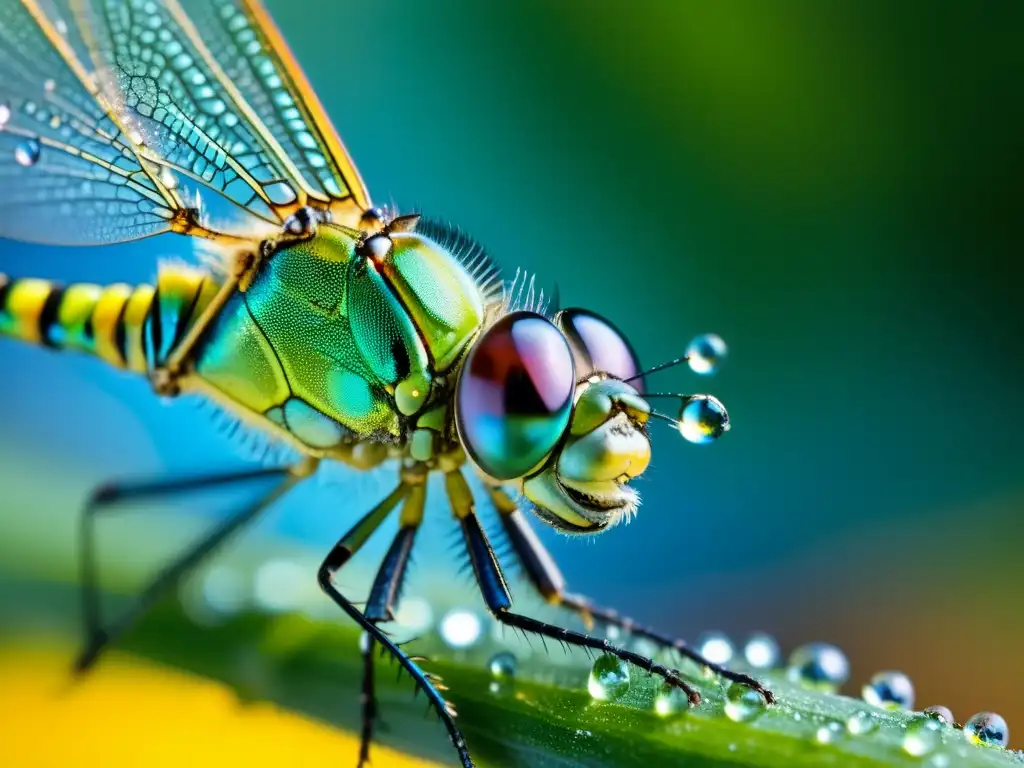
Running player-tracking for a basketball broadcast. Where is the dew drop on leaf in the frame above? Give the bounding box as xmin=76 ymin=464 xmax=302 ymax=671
xmin=742 ymin=632 xmax=780 ymax=669
xmin=846 ymin=710 xmax=879 ymax=736
xmin=815 ymin=720 xmax=844 ymax=745
xmin=862 ymin=670 xmax=915 ymax=711
xmin=653 ymin=684 xmax=688 ymax=717
xmin=488 ymin=651 xmax=517 ymax=679
xmin=723 ymin=682 xmax=766 ymax=723
xmin=696 ymin=631 xmax=734 ymax=665
xmin=963 ymin=712 xmax=1009 ymax=748
xmin=903 ymin=716 xmax=942 ymax=757
xmin=786 ymin=642 xmax=849 ymax=691
xmin=923 ymin=705 xmax=955 ymax=725
xmin=588 ymin=654 xmax=630 ymax=701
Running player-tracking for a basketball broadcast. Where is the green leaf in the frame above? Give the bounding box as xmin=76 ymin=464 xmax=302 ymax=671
xmin=2 ymin=578 xmax=1020 ymax=768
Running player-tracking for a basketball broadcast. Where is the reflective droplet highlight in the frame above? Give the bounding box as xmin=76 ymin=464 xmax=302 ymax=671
xmin=0 ymin=102 xmax=11 ymax=128
xmin=846 ymin=711 xmax=879 ymax=736
xmin=923 ymin=705 xmax=954 ymax=725
xmin=653 ymin=684 xmax=689 ymax=717
xmin=743 ymin=632 xmax=780 ymax=669
xmin=724 ymin=683 xmax=766 ymax=723
xmin=679 ymin=395 xmax=730 ymax=444
xmin=687 ymin=333 xmax=727 ymax=375
xmin=696 ymin=631 xmax=734 ymax=665
xmin=14 ymin=139 xmax=40 ymax=167
xmin=963 ymin=712 xmax=1009 ymax=748
xmin=862 ymin=670 xmax=915 ymax=711
xmin=488 ymin=651 xmax=517 ymax=679
xmin=903 ymin=717 xmax=942 ymax=757
xmin=786 ymin=643 xmax=849 ymax=691
xmin=815 ymin=720 xmax=844 ymax=745
xmin=439 ymin=609 xmax=482 ymax=649
xmin=588 ymin=654 xmax=630 ymax=701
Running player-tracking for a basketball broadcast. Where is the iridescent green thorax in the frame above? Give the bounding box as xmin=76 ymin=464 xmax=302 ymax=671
xmin=194 ymin=225 xmax=486 ymax=454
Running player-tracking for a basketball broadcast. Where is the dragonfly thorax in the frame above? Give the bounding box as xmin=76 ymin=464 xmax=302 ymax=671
xmin=193 ymin=224 xmax=488 ymax=456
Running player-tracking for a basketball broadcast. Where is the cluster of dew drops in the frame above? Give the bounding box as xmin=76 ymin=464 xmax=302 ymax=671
xmin=476 ymin=625 xmax=1014 ymax=761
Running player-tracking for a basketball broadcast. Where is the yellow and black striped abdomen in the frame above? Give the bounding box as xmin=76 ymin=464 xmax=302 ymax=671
xmin=0 ymin=267 xmax=219 ymax=374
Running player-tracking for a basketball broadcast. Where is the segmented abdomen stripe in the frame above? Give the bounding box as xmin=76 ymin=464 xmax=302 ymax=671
xmin=0 ymin=269 xmax=217 ymax=374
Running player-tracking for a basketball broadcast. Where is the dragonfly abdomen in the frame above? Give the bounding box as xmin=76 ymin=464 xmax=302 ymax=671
xmin=0 ymin=267 xmax=218 ymax=375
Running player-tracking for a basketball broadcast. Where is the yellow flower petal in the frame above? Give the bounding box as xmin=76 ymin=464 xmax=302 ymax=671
xmin=0 ymin=644 xmax=442 ymax=768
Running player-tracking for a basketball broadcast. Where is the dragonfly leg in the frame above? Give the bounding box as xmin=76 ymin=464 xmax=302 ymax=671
xmin=486 ymin=486 xmax=774 ymax=703
xmin=359 ymin=508 xmax=422 ymax=767
xmin=75 ymin=460 xmax=313 ymax=674
xmin=319 ymin=474 xmax=472 ymax=768
xmin=357 ymin=633 xmax=378 ymax=768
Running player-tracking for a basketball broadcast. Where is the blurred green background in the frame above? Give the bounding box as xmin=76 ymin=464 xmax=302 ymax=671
xmin=1 ymin=0 xmax=1023 ymax=753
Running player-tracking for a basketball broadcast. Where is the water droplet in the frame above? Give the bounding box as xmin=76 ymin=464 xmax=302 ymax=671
xmin=696 ymin=631 xmax=734 ymax=665
xmin=743 ymin=632 xmax=780 ymax=669
xmin=926 ymin=755 xmax=951 ymax=767
xmin=904 ymin=716 xmax=942 ymax=757
xmin=786 ymin=643 xmax=849 ymax=691
xmin=846 ymin=711 xmax=879 ymax=736
xmin=724 ymin=682 xmax=766 ymax=723
xmin=679 ymin=395 xmax=730 ymax=444
xmin=815 ymin=720 xmax=844 ymax=745
xmin=686 ymin=333 xmax=728 ymax=375
xmin=439 ymin=609 xmax=482 ymax=649
xmin=358 ymin=631 xmax=371 ymax=654
xmin=963 ymin=712 xmax=1008 ymax=748
xmin=0 ymin=102 xmax=11 ymax=129
xmin=43 ymin=79 xmax=56 ymax=94
xmin=923 ymin=706 xmax=955 ymax=725
xmin=653 ymin=684 xmax=689 ymax=717
xmin=488 ymin=651 xmax=517 ymax=679
xmin=48 ymin=114 xmax=61 ymax=129
xmin=14 ymin=139 xmax=40 ymax=167
xmin=862 ymin=670 xmax=915 ymax=711
xmin=588 ymin=654 xmax=630 ymax=701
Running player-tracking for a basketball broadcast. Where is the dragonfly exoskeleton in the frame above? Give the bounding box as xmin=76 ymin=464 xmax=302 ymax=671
xmin=0 ymin=1 xmax=771 ymax=765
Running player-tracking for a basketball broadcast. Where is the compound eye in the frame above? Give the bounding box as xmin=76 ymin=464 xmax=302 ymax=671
xmin=456 ymin=312 xmax=575 ymax=480
xmin=555 ymin=308 xmax=644 ymax=391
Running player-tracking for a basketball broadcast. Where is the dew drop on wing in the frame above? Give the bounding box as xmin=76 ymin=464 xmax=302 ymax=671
xmin=14 ymin=140 xmax=41 ymax=167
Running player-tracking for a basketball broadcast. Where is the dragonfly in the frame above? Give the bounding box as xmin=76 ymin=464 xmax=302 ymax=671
xmin=0 ymin=1 xmax=772 ymax=765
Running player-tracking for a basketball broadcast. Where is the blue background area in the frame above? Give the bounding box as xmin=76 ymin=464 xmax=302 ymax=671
xmin=1 ymin=0 xmax=1023 ymax=732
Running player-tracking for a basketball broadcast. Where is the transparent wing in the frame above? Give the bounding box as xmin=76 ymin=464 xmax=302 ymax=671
xmin=177 ymin=0 xmax=371 ymax=225
xmin=0 ymin=0 xmax=179 ymax=245
xmin=0 ymin=0 xmax=371 ymax=247
xmin=68 ymin=0 xmax=308 ymax=225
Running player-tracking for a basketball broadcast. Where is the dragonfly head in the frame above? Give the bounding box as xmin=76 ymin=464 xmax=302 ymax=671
xmin=455 ymin=308 xmax=661 ymax=534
